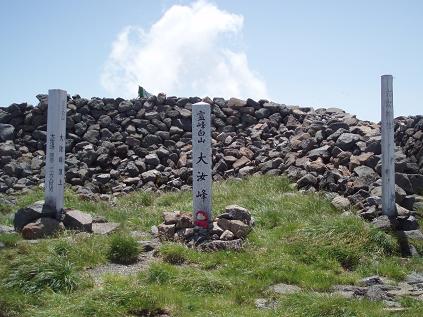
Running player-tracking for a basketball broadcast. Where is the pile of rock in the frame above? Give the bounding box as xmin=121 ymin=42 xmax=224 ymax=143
xmin=257 ymin=273 xmax=423 ymax=311
xmin=331 ymin=273 xmax=423 ymax=308
xmin=0 ymin=94 xmax=422 ymax=235
xmin=12 ymin=201 xmax=119 ymax=239
xmin=154 ymin=205 xmax=254 ymax=251
xmin=395 ymin=115 xmax=423 ymax=172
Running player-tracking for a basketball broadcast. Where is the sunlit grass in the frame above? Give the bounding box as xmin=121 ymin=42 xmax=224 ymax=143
xmin=1 ymin=175 xmax=422 ymax=316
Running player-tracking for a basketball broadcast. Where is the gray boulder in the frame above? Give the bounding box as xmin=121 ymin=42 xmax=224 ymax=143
xmin=145 ymin=153 xmax=160 ymax=166
xmin=336 ymin=133 xmax=361 ymax=150
xmin=268 ymin=283 xmax=302 ymax=294
xmin=198 ymin=239 xmax=243 ymax=251
xmin=354 ymin=166 xmax=378 ymax=181
xmin=297 ymin=174 xmax=317 ymax=188
xmin=63 ymin=209 xmax=93 ymax=232
xmin=331 ymin=196 xmax=351 ymax=210
xmin=92 ymin=222 xmax=120 ymax=235
xmin=217 ymin=218 xmax=251 ymax=238
xmin=14 ymin=201 xmax=55 ymax=231
xmin=0 ymin=225 xmax=14 ymax=234
xmin=0 ymin=123 xmax=15 ymax=141
xmin=21 ymin=218 xmax=64 ymax=239
xmin=219 ymin=205 xmax=253 ymax=225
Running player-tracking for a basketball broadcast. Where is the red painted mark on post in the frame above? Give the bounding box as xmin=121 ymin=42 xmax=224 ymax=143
xmin=195 ymin=210 xmax=209 ymax=229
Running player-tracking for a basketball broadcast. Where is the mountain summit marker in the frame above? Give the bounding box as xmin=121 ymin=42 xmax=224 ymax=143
xmin=44 ymin=89 xmax=67 ymax=218
xmin=192 ymin=102 xmax=212 ymax=230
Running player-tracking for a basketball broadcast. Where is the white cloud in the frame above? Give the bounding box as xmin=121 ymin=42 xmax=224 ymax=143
xmin=101 ymin=0 xmax=268 ymax=100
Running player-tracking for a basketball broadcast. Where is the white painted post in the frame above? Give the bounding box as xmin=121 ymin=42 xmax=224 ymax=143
xmin=44 ymin=89 xmax=67 ymax=218
xmin=192 ymin=102 xmax=212 ymax=230
xmin=381 ymin=75 xmax=396 ymax=217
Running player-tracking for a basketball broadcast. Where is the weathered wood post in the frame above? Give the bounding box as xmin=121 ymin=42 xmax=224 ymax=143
xmin=44 ymin=89 xmax=67 ymax=218
xmin=381 ymin=75 xmax=396 ymax=217
xmin=192 ymin=102 xmax=212 ymax=230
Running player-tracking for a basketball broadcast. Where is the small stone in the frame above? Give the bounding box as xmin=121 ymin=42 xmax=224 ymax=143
xmin=92 ymin=222 xmax=120 ymax=235
xmin=395 ymin=204 xmax=411 ymax=216
xmin=21 ymin=218 xmax=64 ymax=239
xmin=175 ymin=213 xmax=193 ymax=229
xmin=331 ymin=196 xmax=351 ymax=210
xmin=0 ymin=225 xmax=14 ymax=234
xmin=83 ymin=129 xmax=100 ymax=143
xmin=383 ymin=300 xmax=402 ymax=309
xmin=268 ymin=283 xmax=302 ymax=294
xmin=151 ymin=225 xmax=159 ymax=236
xmin=141 ymin=170 xmax=160 ymax=182
xmin=405 ymin=272 xmax=423 ymax=284
xmin=297 ymin=174 xmax=317 ymax=188
xmin=331 ymin=285 xmax=367 ymax=299
xmin=308 ymin=145 xmax=331 ymax=160
xmin=371 ymin=215 xmax=394 ymax=231
xmin=198 ymin=239 xmax=243 ymax=251
xmin=180 ymin=227 xmax=195 ymax=240
xmin=158 ymin=224 xmax=175 ymax=240
xmin=239 ymin=166 xmax=255 ymax=177
xmin=359 ymin=276 xmax=384 ymax=287
xmin=163 ymin=211 xmax=193 ymax=229
xmin=211 ymin=222 xmax=224 ymax=236
xmin=0 ymin=123 xmax=15 ymax=141
xmin=145 ymin=153 xmax=160 ymax=166
xmin=398 ymin=230 xmax=423 ymax=240
xmin=92 ymin=215 xmax=108 ymax=223
xmin=365 ymin=285 xmax=392 ymax=301
xmin=353 ymin=166 xmax=379 ymax=182
xmin=217 ymin=218 xmax=251 ymax=239
xmin=239 ymin=147 xmax=254 ymax=159
xmin=220 ymin=230 xmax=234 ymax=241
xmin=227 ymin=97 xmax=246 ymax=108
xmin=255 ymin=298 xmax=277 ymax=310
xmin=163 ymin=211 xmax=177 ymax=225
xmin=63 ymin=209 xmax=93 ymax=232
xmin=95 ymin=174 xmax=111 ymax=184
xmin=138 ymin=240 xmax=160 ymax=252
xmin=336 ymin=133 xmax=361 ymax=151
xmin=397 ymin=215 xmax=419 ymax=231
xmin=14 ymin=201 xmax=55 ymax=231
xmin=223 ymin=204 xmax=253 ymax=225
xmin=233 ymin=156 xmax=250 ymax=169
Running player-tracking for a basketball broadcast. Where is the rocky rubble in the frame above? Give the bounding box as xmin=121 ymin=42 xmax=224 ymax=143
xmin=395 ymin=115 xmax=423 ymax=178
xmin=256 ymin=273 xmax=423 ymax=310
xmin=12 ymin=201 xmax=119 ymax=239
xmin=0 ymin=94 xmax=422 ymax=238
xmin=154 ymin=204 xmax=254 ymax=251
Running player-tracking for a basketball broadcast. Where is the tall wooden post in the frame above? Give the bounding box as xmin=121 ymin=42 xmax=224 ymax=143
xmin=44 ymin=89 xmax=67 ymax=218
xmin=192 ymin=102 xmax=212 ymax=230
xmin=381 ymin=75 xmax=396 ymax=217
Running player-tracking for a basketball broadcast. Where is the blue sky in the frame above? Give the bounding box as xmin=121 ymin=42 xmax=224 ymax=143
xmin=0 ymin=0 xmax=422 ymax=122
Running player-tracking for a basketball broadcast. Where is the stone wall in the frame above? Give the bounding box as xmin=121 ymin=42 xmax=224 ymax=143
xmin=395 ymin=116 xmax=423 ymax=177
xmin=0 ymin=94 xmax=422 ymax=221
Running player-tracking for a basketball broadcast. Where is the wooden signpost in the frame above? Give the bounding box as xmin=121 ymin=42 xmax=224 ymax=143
xmin=44 ymin=89 xmax=67 ymax=218
xmin=381 ymin=75 xmax=396 ymax=217
xmin=192 ymin=102 xmax=212 ymax=230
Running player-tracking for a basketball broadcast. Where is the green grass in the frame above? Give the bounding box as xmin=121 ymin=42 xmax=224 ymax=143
xmin=0 ymin=232 xmax=21 ymax=248
xmin=0 ymin=175 xmax=422 ymax=316
xmin=107 ymin=233 xmax=140 ymax=264
xmin=4 ymin=255 xmax=84 ymax=294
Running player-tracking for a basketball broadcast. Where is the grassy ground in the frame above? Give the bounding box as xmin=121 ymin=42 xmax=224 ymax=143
xmin=0 ymin=175 xmax=422 ymax=317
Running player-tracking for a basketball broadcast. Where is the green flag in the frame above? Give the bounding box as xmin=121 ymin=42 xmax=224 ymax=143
xmin=138 ymin=86 xmax=153 ymax=98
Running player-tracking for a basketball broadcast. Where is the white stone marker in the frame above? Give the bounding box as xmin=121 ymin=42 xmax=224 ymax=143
xmin=381 ymin=75 xmax=396 ymax=217
xmin=44 ymin=89 xmax=67 ymax=217
xmin=192 ymin=102 xmax=212 ymax=229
